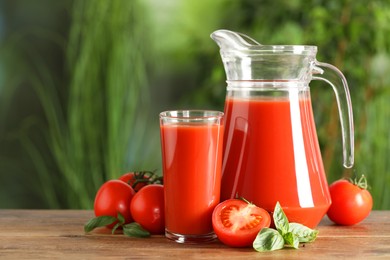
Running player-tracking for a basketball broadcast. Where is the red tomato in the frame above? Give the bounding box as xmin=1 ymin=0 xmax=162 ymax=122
xmin=130 ymin=184 xmax=165 ymax=234
xmin=327 ymin=177 xmax=373 ymax=226
xmin=212 ymin=199 xmax=271 ymax=247
xmin=94 ymin=180 xmax=135 ymax=227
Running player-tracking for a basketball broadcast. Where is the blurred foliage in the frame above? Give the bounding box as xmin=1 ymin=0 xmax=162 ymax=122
xmin=0 ymin=0 xmax=389 ymax=209
xmin=0 ymin=0 xmax=157 ymax=208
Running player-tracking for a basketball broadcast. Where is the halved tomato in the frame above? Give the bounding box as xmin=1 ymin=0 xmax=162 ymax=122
xmin=212 ymin=199 xmax=271 ymax=247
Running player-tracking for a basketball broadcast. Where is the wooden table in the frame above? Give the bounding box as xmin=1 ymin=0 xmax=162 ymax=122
xmin=0 ymin=210 xmax=389 ymax=259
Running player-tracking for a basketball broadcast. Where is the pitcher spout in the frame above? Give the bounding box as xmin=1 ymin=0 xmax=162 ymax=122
xmin=210 ymin=29 xmax=317 ymax=82
xmin=210 ymin=29 xmax=261 ymax=50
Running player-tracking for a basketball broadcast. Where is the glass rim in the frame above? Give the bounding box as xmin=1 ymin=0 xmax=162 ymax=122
xmin=221 ymin=45 xmax=318 ymax=55
xmin=159 ymin=110 xmax=224 ymax=120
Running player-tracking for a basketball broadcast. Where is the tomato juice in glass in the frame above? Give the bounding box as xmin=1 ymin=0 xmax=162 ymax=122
xmin=160 ymin=110 xmax=224 ymax=243
xmin=221 ymin=90 xmax=331 ymax=228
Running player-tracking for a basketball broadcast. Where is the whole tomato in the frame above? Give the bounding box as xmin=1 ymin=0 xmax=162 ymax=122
xmin=327 ymin=175 xmax=373 ymax=226
xmin=94 ymin=180 xmax=135 ymax=227
xmin=212 ymin=199 xmax=271 ymax=247
xmin=130 ymin=184 xmax=165 ymax=234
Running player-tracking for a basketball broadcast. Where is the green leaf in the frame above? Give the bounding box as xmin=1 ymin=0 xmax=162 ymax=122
xmin=123 ymin=222 xmax=150 ymax=238
xmin=84 ymin=216 xmax=117 ymax=233
xmin=283 ymin=232 xmax=299 ymax=249
xmin=111 ymin=212 xmax=126 ymax=234
xmin=273 ymin=202 xmax=290 ymax=235
xmin=289 ymin=223 xmax=319 ymax=243
xmin=117 ymin=212 xmax=125 ymax=224
xmin=253 ymin=228 xmax=285 ymax=252
xmin=111 ymin=222 xmax=122 ymax=234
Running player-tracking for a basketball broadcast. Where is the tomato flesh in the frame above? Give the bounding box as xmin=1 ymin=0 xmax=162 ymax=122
xmin=327 ymin=179 xmax=373 ymax=226
xmin=212 ymin=199 xmax=271 ymax=247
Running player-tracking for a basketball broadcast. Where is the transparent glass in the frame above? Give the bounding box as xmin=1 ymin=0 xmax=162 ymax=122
xmin=160 ymin=110 xmax=224 ymax=243
xmin=211 ymin=30 xmax=354 ymax=228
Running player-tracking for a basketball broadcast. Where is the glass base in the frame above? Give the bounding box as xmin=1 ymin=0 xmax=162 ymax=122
xmin=165 ymin=229 xmax=217 ymax=244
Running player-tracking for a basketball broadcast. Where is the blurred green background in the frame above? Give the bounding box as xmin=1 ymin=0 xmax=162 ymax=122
xmin=0 ymin=0 xmax=389 ymax=209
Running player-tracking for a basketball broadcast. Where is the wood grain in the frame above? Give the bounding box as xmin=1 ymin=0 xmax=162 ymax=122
xmin=0 ymin=210 xmax=389 ymax=259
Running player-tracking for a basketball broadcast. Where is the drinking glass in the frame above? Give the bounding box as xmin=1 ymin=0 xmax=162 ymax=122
xmin=159 ymin=110 xmax=224 ymax=243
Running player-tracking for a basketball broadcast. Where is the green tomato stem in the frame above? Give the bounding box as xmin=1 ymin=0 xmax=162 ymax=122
xmin=350 ymin=174 xmax=368 ymax=190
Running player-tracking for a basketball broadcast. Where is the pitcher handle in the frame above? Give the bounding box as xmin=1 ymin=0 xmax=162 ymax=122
xmin=312 ymin=61 xmax=354 ymax=168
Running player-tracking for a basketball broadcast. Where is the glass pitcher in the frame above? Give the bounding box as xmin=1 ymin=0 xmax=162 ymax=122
xmin=211 ymin=29 xmax=354 ymax=228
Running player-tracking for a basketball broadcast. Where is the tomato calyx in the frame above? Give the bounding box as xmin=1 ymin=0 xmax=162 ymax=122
xmin=120 ymin=170 xmax=163 ymax=191
xmin=349 ymin=174 xmax=368 ymax=190
xmin=133 ymin=170 xmax=163 ymax=185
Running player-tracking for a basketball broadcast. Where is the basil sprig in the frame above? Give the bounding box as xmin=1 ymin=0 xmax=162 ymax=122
xmin=84 ymin=212 xmax=150 ymax=238
xmin=253 ymin=202 xmax=319 ymax=252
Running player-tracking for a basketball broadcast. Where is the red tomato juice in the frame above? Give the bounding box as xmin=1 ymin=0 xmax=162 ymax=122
xmin=221 ymin=96 xmax=331 ymax=228
xmin=161 ymin=124 xmax=223 ymax=235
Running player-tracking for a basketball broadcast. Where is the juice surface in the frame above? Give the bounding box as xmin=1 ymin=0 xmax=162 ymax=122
xmin=161 ymin=124 xmax=223 ymax=235
xmin=221 ymin=95 xmax=331 ymax=228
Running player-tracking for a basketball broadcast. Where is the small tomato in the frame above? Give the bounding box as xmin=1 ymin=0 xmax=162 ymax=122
xmin=130 ymin=184 xmax=165 ymax=234
xmin=327 ymin=175 xmax=373 ymax=226
xmin=94 ymin=180 xmax=135 ymax=228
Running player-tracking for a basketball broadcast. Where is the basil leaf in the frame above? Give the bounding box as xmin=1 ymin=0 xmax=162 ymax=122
xmin=283 ymin=232 xmax=299 ymax=249
xmin=117 ymin=212 xmax=125 ymax=225
xmin=273 ymin=202 xmax=289 ymax=235
xmin=289 ymin=223 xmax=319 ymax=243
xmin=253 ymin=228 xmax=285 ymax=252
xmin=123 ymin=222 xmax=150 ymax=238
xmin=111 ymin=222 xmax=122 ymax=234
xmin=84 ymin=216 xmax=117 ymax=233
xmin=110 ymin=212 xmax=127 ymax=234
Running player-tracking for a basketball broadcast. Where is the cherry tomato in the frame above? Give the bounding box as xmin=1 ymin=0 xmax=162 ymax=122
xmin=130 ymin=184 xmax=165 ymax=234
xmin=94 ymin=180 xmax=135 ymax=227
xmin=212 ymin=199 xmax=271 ymax=247
xmin=327 ymin=176 xmax=373 ymax=226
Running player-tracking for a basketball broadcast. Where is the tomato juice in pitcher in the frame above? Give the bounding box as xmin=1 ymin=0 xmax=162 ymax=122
xmin=211 ymin=30 xmax=354 ymax=228
xmin=222 ymin=86 xmax=330 ymax=228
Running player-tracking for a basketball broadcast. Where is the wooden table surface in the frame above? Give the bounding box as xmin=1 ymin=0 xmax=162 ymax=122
xmin=0 ymin=210 xmax=389 ymax=259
